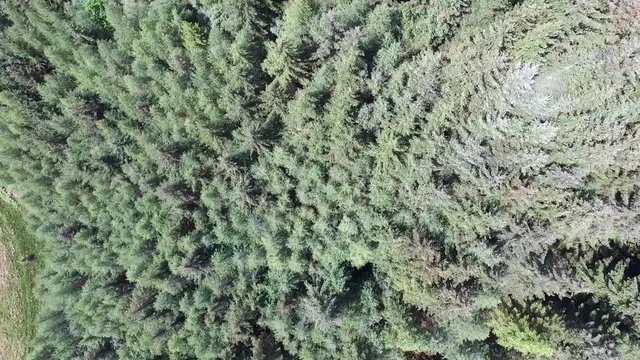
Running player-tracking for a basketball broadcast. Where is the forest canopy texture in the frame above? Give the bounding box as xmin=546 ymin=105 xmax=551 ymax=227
xmin=1 ymin=0 xmax=639 ymax=359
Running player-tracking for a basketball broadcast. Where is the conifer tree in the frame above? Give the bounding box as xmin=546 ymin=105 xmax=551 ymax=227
xmin=0 ymin=0 xmax=638 ymax=359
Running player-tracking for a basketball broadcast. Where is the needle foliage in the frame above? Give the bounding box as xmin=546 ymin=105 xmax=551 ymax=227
xmin=0 ymin=0 xmax=639 ymax=359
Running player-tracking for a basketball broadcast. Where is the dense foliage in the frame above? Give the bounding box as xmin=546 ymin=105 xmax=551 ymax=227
xmin=0 ymin=0 xmax=639 ymax=359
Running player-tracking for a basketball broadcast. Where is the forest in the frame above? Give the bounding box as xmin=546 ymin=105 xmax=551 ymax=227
xmin=0 ymin=0 xmax=639 ymax=359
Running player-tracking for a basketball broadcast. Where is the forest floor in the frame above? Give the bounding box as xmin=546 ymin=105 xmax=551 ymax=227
xmin=0 ymin=193 xmax=40 ymax=359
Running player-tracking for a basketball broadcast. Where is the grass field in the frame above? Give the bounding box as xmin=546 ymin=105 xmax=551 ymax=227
xmin=0 ymin=192 xmax=40 ymax=359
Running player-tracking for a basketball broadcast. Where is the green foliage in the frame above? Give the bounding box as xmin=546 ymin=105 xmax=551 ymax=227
xmin=181 ymin=21 xmax=207 ymax=52
xmin=83 ymin=0 xmax=112 ymax=31
xmin=0 ymin=0 xmax=639 ymax=359
xmin=491 ymin=308 xmax=556 ymax=357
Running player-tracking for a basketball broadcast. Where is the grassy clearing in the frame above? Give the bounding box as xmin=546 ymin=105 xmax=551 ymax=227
xmin=0 ymin=192 xmax=40 ymax=360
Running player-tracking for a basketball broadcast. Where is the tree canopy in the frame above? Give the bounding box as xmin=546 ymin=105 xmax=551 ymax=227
xmin=0 ymin=0 xmax=639 ymax=359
